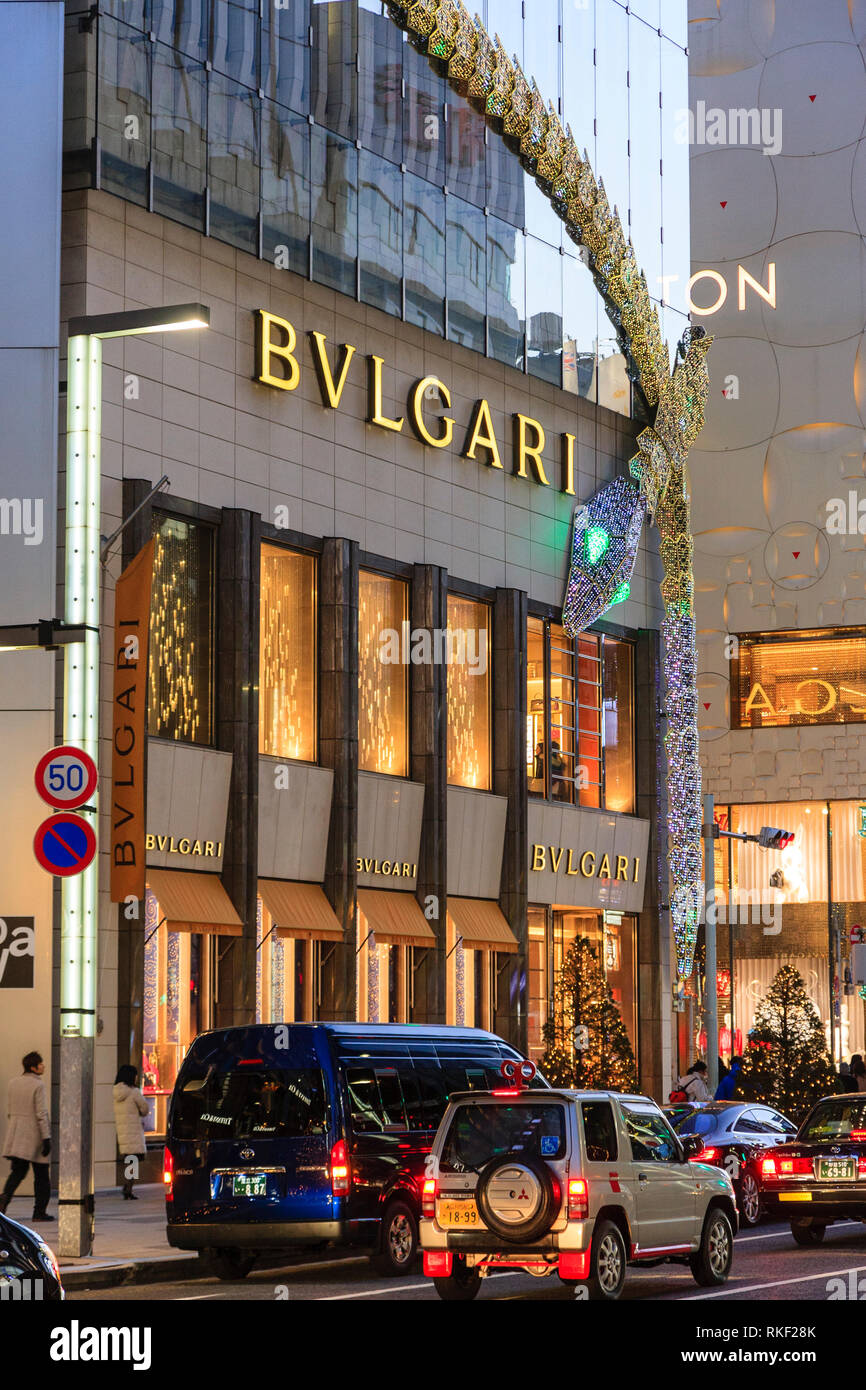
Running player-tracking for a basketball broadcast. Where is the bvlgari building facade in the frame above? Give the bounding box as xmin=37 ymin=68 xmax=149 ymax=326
xmin=0 ymin=0 xmax=693 ymax=1188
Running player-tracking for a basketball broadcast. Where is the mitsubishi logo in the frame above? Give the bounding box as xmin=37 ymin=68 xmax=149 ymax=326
xmin=518 ymin=1188 xmax=529 ymax=1200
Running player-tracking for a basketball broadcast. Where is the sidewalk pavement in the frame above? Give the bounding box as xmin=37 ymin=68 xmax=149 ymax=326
xmin=3 ymin=1183 xmax=200 ymax=1289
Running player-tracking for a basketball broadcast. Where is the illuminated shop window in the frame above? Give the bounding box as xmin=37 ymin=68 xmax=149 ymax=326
xmin=446 ymin=595 xmax=491 ymax=790
xmin=142 ymin=885 xmax=208 ymax=1138
xmin=733 ymin=629 xmax=866 ymax=729
xmin=527 ymin=906 xmax=639 ymax=1064
xmin=259 ymin=545 xmax=317 ymax=761
xmin=148 ymin=512 xmax=214 ymax=744
xmin=602 ymin=638 xmax=635 ymax=814
xmin=358 ymin=570 xmax=408 ymax=776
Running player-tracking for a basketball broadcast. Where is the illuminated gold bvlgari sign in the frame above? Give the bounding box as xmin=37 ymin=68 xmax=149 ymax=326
xmin=145 ymin=834 xmax=223 ymax=858
xmin=254 ymin=310 xmax=580 ymax=495
xmin=734 ymin=631 xmax=866 ymax=728
xmin=531 ymin=844 xmax=640 ymax=883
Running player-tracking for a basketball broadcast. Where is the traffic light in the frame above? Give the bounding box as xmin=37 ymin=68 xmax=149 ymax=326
xmin=758 ymin=826 xmax=795 ymax=850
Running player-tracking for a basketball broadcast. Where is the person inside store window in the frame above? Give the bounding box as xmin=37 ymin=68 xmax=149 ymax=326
xmin=852 ymin=1055 xmax=866 ymax=1094
xmin=533 ymin=741 xmax=545 ymax=783
xmin=549 ymin=737 xmax=566 ymax=799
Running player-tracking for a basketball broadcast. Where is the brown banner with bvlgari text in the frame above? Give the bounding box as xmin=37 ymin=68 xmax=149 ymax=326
xmin=110 ymin=538 xmax=154 ymax=902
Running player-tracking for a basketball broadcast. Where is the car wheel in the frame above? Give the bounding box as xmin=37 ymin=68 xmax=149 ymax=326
xmin=433 ymin=1258 xmax=482 ymax=1302
xmin=737 ymin=1172 xmax=762 ymax=1228
xmin=209 ymin=1247 xmax=256 ymax=1280
xmin=586 ymin=1219 xmax=627 ymax=1301
xmin=689 ymin=1209 xmax=734 ymax=1287
xmin=791 ymin=1221 xmax=826 ymax=1247
xmin=370 ymin=1199 xmax=418 ymax=1277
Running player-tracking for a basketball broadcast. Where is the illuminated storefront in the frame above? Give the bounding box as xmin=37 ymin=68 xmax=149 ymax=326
xmin=733 ymin=629 xmax=866 ymax=730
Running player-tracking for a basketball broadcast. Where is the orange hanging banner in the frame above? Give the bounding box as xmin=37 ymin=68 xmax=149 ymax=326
xmin=110 ymin=538 xmax=154 ymax=903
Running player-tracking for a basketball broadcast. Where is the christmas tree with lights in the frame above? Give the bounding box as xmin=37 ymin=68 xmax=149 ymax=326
xmin=540 ymin=936 xmax=638 ymax=1091
xmin=736 ymin=964 xmax=836 ymax=1120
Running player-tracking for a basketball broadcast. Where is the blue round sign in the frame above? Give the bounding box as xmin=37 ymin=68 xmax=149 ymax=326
xmin=33 ymin=813 xmax=96 ymax=877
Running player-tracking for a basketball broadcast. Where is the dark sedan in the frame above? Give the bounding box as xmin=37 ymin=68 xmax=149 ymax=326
xmin=759 ymin=1094 xmax=866 ymax=1245
xmin=0 ymin=1211 xmax=64 ymax=1301
xmin=664 ymin=1101 xmax=798 ymax=1227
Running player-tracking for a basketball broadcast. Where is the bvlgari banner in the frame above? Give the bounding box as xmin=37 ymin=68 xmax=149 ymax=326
xmin=110 ymin=539 xmax=154 ymax=903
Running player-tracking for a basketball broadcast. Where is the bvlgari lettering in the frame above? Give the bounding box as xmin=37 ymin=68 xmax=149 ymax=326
xmin=145 ymin=834 xmax=222 ymax=858
xmin=254 ymin=309 xmax=582 ymax=491
xmin=531 ymin=843 xmax=640 ymax=883
xmin=356 ymin=857 xmax=417 ymax=879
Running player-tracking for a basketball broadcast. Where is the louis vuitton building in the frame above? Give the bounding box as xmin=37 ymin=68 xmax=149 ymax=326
xmin=0 ymin=0 xmax=694 ymax=1186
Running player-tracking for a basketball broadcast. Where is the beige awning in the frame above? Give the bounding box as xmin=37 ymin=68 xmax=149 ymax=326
xmin=147 ymin=869 xmax=242 ymax=937
xmin=357 ymin=888 xmax=436 ymax=949
xmin=258 ymin=879 xmax=344 ymax=942
xmin=447 ymin=897 xmax=518 ymax=954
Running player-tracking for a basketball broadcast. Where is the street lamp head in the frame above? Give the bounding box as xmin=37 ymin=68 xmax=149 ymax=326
xmin=68 ymin=302 xmax=210 ymax=340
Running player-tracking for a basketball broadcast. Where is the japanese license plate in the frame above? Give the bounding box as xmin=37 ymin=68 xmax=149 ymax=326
xmin=232 ymin=1172 xmax=268 ymax=1197
xmin=818 ymin=1158 xmax=855 ymax=1181
xmin=438 ymin=1199 xmax=481 ymax=1227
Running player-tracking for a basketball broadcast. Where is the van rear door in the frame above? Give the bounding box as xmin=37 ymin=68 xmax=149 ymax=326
xmin=170 ymin=1031 xmax=333 ymax=1224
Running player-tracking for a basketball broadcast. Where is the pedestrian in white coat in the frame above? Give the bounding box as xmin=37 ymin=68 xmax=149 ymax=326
xmin=113 ymin=1065 xmax=149 ymax=1200
xmin=0 ymin=1051 xmax=52 ymax=1220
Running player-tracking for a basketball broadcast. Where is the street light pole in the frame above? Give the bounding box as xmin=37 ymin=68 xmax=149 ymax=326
xmin=58 ymin=305 xmax=208 ymax=1258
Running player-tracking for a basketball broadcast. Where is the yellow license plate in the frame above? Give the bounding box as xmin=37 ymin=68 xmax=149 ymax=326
xmin=779 ymin=1192 xmax=812 ymax=1202
xmin=438 ymin=1200 xmax=482 ymax=1227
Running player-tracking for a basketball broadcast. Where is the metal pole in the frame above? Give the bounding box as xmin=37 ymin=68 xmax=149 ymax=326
xmin=827 ymin=799 xmax=836 ymax=1066
xmin=703 ymin=792 xmax=718 ymax=1094
xmin=727 ymin=817 xmax=734 ymax=1055
xmin=58 ymin=333 xmax=101 ymax=1257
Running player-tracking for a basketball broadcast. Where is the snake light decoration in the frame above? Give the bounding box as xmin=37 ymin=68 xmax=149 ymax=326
xmin=387 ymin=0 xmax=712 ymax=978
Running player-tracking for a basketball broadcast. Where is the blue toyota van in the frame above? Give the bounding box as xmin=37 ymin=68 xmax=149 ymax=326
xmin=164 ymin=1021 xmax=542 ymax=1279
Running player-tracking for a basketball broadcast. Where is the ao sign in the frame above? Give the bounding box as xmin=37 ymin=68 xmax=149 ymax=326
xmin=685 ymin=263 xmax=776 ymax=316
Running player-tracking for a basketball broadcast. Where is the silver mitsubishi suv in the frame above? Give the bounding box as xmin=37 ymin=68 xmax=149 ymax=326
xmin=420 ymin=1080 xmax=738 ymax=1300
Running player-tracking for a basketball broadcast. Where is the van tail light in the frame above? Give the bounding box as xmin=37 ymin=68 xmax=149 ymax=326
xmin=689 ymin=1146 xmax=718 ymax=1163
xmin=858 ymin=1154 xmax=866 ymax=1178
xmin=567 ymin=1177 xmax=588 ymax=1221
xmin=330 ymin=1140 xmax=351 ymax=1197
xmin=761 ymin=1156 xmax=777 ymax=1177
xmin=421 ymin=1179 xmax=437 ymax=1220
xmin=163 ymin=1147 xmax=174 ymax=1202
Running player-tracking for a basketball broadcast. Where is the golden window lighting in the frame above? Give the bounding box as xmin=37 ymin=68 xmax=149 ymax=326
xmin=446 ymin=595 xmax=490 ymax=789
xmin=259 ymin=545 xmax=317 ymax=761
xmin=148 ymin=514 xmax=214 ymax=744
xmin=734 ymin=629 xmax=866 ymax=729
xmin=358 ymin=571 xmax=409 ymax=776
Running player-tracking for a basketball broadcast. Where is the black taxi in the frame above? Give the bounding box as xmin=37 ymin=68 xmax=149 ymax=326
xmin=759 ymin=1094 xmax=866 ymax=1244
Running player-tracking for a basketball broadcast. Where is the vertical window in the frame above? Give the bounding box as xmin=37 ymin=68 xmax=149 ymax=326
xmin=487 ymin=215 xmax=525 ymax=369
xmin=446 ymin=596 xmax=491 ymax=790
xmin=404 ymin=173 xmax=445 ymax=335
xmin=148 ymin=513 xmax=214 ymax=744
xmin=359 ymin=571 xmax=408 ymax=776
xmin=311 ymin=126 xmax=358 ymax=297
xmin=527 ymin=907 xmax=548 ymax=1061
xmin=98 ymin=17 xmax=150 ymax=205
xmin=152 ymin=44 xmax=206 ymax=230
xmin=261 ymin=103 xmax=311 ymax=276
xmin=359 ymin=150 xmax=402 ymax=317
xmin=576 ymin=633 xmax=602 ymax=808
xmin=259 ymin=545 xmax=317 ymax=761
xmin=447 ymin=196 xmax=486 ymax=354
xmin=526 ymin=617 xmax=546 ymax=797
xmin=603 ymin=638 xmax=635 ymax=814
xmin=208 ymin=75 xmax=260 ymax=253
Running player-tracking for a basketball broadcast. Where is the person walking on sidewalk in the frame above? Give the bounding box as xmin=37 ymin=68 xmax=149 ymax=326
xmin=113 ymin=1065 xmax=149 ymax=1200
xmin=0 ymin=1050 xmax=52 ymax=1220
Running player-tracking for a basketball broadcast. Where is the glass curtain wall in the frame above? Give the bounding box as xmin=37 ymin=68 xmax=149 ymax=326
xmin=81 ymin=2 xmax=688 ymax=417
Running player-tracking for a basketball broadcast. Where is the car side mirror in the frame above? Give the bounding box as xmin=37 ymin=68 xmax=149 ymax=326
xmin=680 ymin=1134 xmax=704 ymax=1159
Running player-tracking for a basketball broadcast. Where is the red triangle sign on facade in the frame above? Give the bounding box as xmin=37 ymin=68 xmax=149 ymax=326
xmin=809 ymin=94 xmax=816 ymax=102
xmin=720 ymin=200 xmax=727 ymax=208
xmin=793 ymin=551 xmax=801 ymax=559
xmin=703 ymin=702 xmax=711 ymax=710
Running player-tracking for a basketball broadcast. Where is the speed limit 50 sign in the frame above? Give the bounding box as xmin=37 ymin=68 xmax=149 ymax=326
xmin=34 ymin=745 xmax=98 ymax=811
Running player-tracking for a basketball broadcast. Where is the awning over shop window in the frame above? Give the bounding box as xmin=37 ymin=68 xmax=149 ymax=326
xmin=258 ymin=879 xmax=344 ymax=942
xmin=447 ymin=897 xmax=518 ymax=954
xmin=357 ymin=889 xmax=436 ymax=950
xmin=146 ymin=869 xmax=242 ymax=937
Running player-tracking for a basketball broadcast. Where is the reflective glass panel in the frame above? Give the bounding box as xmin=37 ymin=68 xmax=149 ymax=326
xmin=403 ymin=34 xmax=444 ymax=185
xmin=526 ymin=236 xmax=563 ymax=386
xmin=595 ymin=0 xmax=629 ymax=232
xmin=358 ymin=0 xmax=403 ymax=163
xmin=98 ymin=17 xmax=150 ymax=205
xmin=311 ymin=126 xmax=358 ymax=296
xmin=262 ymin=102 xmax=311 ymax=276
xmin=660 ymin=35 xmax=691 ymax=317
xmin=152 ymin=42 xmax=206 ymax=229
xmin=404 ymin=173 xmax=445 ymax=336
xmin=563 ymin=250 xmax=598 ymax=402
xmin=311 ymin=0 xmax=357 ymax=140
xmin=562 ymin=0 xmax=596 ymax=168
xmin=149 ymin=0 xmax=208 ymax=61
xmin=445 ymin=89 xmax=486 ymax=208
xmin=447 ymin=196 xmax=486 ymax=354
xmin=359 ymin=150 xmax=403 ymax=316
xmin=212 ymin=0 xmax=259 ymax=88
xmin=208 ymin=74 xmax=260 ymax=253
xmin=628 ymin=14 xmax=662 ymax=295
xmin=487 ymin=215 xmax=525 ymax=369
xmin=262 ymin=9 xmax=311 ymax=113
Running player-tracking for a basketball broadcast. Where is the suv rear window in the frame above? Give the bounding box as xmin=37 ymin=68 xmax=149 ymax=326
xmin=441 ymin=1103 xmax=566 ymax=1173
xmin=172 ymin=1065 xmax=327 ymax=1141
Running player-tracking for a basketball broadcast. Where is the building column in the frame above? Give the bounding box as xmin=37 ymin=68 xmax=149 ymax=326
xmin=635 ymin=625 xmax=671 ymax=1101
xmin=216 ymin=509 xmax=260 ymax=1026
xmin=493 ymin=587 xmax=528 ymax=1051
xmin=319 ymin=538 xmax=359 ymax=1020
xmin=410 ymin=564 xmax=448 ymax=1023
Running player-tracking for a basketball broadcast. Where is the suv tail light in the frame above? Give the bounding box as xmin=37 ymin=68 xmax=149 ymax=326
xmin=567 ymin=1178 xmax=588 ymax=1221
xmin=330 ymin=1139 xmax=351 ymax=1197
xmin=421 ymin=1178 xmax=437 ymax=1219
xmin=163 ymin=1147 xmax=174 ymax=1202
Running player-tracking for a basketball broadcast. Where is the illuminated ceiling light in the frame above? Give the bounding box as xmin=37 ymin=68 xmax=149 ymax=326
xmin=584 ymin=525 xmax=611 ymax=566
